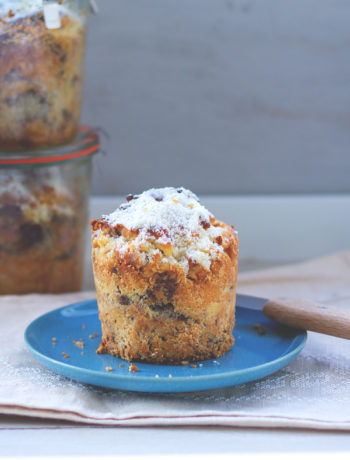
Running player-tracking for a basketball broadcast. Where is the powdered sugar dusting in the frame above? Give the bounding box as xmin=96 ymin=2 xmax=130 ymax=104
xmin=0 ymin=0 xmax=80 ymax=23
xmin=101 ymin=187 xmax=225 ymax=272
xmin=106 ymin=187 xmax=209 ymax=237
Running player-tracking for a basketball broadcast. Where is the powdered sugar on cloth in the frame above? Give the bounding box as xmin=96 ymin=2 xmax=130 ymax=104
xmin=0 ymin=251 xmax=349 ymax=429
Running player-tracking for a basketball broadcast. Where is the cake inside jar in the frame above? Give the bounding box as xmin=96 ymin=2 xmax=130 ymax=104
xmin=0 ymin=168 xmax=87 ymax=294
xmin=0 ymin=1 xmax=87 ymax=150
xmin=91 ymin=187 xmax=239 ymax=364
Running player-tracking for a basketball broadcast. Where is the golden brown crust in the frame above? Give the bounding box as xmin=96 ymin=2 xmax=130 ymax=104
xmin=92 ymin=217 xmax=239 ymax=364
xmin=0 ymin=13 xmax=85 ymax=150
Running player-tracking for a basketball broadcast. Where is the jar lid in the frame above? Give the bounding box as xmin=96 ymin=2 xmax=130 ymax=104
xmin=0 ymin=126 xmax=99 ymax=167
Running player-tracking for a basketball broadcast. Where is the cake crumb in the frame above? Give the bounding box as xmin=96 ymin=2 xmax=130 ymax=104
xmin=89 ymin=334 xmax=93 ymax=339
xmin=190 ymin=364 xmax=197 ymax=368
xmin=168 ymin=374 xmax=173 ymax=378
xmin=129 ymin=363 xmax=139 ymax=372
xmin=94 ymin=333 xmax=98 ymax=337
xmin=81 ymin=351 xmax=84 ymax=355
xmin=52 ymin=337 xmax=56 ymax=342
xmin=105 ymin=366 xmax=113 ymax=372
xmin=52 ymin=342 xmax=56 ymax=346
xmin=82 ymin=323 xmax=86 ymax=329
xmin=181 ymin=360 xmax=189 ymax=366
xmin=253 ymin=323 xmax=266 ymax=335
xmin=119 ymin=363 xmax=123 ymax=367
xmin=62 ymin=352 xmax=69 ymax=359
xmin=73 ymin=340 xmax=84 ymax=349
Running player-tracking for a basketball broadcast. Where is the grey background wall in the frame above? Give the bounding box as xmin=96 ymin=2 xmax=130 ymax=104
xmin=82 ymin=0 xmax=350 ymax=196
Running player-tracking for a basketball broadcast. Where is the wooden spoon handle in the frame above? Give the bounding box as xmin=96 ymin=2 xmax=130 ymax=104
xmin=263 ymin=297 xmax=350 ymax=340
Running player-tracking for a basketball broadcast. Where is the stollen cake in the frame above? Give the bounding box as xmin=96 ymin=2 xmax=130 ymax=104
xmin=0 ymin=168 xmax=87 ymax=294
xmin=91 ymin=187 xmax=239 ymax=364
xmin=0 ymin=4 xmax=85 ymax=150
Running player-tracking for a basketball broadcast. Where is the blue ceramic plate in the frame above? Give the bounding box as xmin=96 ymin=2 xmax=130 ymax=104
xmin=24 ymin=297 xmax=306 ymax=393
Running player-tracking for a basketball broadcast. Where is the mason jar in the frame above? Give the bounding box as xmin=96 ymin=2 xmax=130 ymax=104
xmin=0 ymin=126 xmax=99 ymax=294
xmin=0 ymin=0 xmax=91 ymax=150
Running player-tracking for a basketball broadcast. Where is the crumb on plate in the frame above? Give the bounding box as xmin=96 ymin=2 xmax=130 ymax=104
xmin=129 ymin=363 xmax=139 ymax=372
xmin=73 ymin=340 xmax=84 ymax=349
xmin=253 ymin=323 xmax=266 ymax=335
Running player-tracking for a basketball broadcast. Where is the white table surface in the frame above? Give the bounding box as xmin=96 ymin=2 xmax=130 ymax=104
xmin=1 ymin=195 xmax=350 ymax=457
xmin=1 ymin=414 xmax=350 ymax=458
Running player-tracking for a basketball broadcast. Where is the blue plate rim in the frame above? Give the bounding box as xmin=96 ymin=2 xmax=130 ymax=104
xmin=24 ymin=298 xmax=307 ymax=387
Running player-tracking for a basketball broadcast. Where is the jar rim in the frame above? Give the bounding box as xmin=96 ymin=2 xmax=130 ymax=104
xmin=0 ymin=126 xmax=99 ymax=167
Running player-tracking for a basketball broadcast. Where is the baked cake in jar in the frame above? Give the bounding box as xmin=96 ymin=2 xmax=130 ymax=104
xmin=0 ymin=167 xmax=88 ymax=294
xmin=0 ymin=1 xmax=87 ymax=150
xmin=91 ymin=187 xmax=239 ymax=364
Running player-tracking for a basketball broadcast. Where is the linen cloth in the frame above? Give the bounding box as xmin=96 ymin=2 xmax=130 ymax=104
xmin=0 ymin=251 xmax=349 ymax=429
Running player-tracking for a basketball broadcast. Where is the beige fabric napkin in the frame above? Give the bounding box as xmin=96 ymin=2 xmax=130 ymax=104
xmin=0 ymin=251 xmax=349 ymax=429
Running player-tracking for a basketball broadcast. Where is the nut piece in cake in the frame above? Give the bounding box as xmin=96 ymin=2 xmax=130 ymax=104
xmin=91 ymin=187 xmax=239 ymax=364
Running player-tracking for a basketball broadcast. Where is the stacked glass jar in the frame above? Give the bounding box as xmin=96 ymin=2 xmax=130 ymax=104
xmin=0 ymin=1 xmax=99 ymax=294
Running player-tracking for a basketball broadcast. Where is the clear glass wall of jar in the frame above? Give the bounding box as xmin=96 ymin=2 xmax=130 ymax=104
xmin=0 ymin=0 xmax=91 ymax=150
xmin=0 ymin=126 xmax=99 ymax=294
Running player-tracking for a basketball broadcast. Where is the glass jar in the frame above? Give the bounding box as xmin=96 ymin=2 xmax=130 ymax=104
xmin=0 ymin=126 xmax=99 ymax=294
xmin=0 ymin=0 xmax=90 ymax=150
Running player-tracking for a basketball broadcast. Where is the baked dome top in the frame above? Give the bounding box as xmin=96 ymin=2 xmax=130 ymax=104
xmin=92 ymin=187 xmax=237 ymax=274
